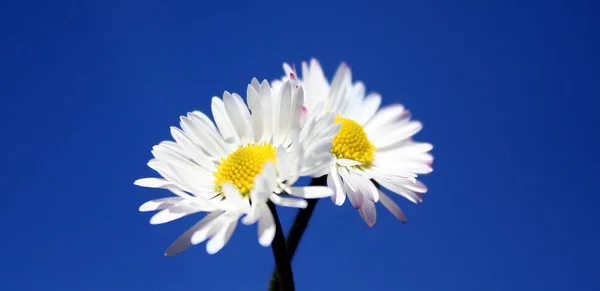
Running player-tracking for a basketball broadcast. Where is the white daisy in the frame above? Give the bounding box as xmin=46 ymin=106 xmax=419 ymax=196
xmin=276 ymin=59 xmax=433 ymax=227
xmin=135 ymin=78 xmax=339 ymax=255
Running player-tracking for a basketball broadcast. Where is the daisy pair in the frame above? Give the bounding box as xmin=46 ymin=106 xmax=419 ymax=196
xmin=135 ymin=59 xmax=433 ymax=254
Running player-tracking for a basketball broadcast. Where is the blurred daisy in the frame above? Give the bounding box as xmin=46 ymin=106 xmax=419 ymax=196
xmin=277 ymin=59 xmax=433 ymax=227
xmin=135 ymin=78 xmax=338 ymax=255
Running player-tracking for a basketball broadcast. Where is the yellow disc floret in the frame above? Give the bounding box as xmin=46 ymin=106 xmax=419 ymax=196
xmin=331 ymin=116 xmax=376 ymax=167
xmin=214 ymin=142 xmax=277 ymax=197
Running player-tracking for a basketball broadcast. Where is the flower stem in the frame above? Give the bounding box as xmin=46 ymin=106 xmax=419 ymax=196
xmin=268 ymin=201 xmax=296 ymax=291
xmin=268 ymin=176 xmax=327 ymax=291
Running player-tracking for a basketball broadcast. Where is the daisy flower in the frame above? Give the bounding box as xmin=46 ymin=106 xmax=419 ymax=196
xmin=135 ymin=77 xmax=339 ymax=255
xmin=276 ymin=59 xmax=433 ymax=227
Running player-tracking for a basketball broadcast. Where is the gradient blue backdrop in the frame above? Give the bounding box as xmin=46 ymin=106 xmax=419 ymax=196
xmin=2 ymin=0 xmax=599 ymax=290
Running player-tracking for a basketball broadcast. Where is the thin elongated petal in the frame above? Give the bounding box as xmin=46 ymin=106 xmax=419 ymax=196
xmin=269 ymin=194 xmax=307 ymax=208
xmin=378 ymin=191 xmax=407 ymax=223
xmin=288 ymin=186 xmax=333 ymax=199
xmin=211 ymin=97 xmax=239 ymax=144
xmin=134 ymin=178 xmax=173 ymax=188
xmin=328 ymin=166 xmax=346 ymax=206
xmin=257 ymin=204 xmax=275 ymax=246
xmin=164 ymin=211 xmax=223 ymax=256
xmin=139 ymin=197 xmax=184 ymax=212
xmin=206 ymin=217 xmax=237 ymax=254
xmin=358 ymin=198 xmax=377 ymax=227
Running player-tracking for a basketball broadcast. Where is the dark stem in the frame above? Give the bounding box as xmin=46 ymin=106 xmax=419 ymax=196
xmin=268 ymin=176 xmax=328 ymax=291
xmin=268 ymin=201 xmax=295 ymax=291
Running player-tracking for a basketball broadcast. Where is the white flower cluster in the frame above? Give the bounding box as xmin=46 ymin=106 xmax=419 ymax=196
xmin=135 ymin=59 xmax=433 ymax=254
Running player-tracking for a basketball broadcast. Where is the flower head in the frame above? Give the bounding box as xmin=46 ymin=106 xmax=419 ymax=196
xmin=277 ymin=59 xmax=433 ymax=226
xmin=135 ymin=78 xmax=338 ymax=254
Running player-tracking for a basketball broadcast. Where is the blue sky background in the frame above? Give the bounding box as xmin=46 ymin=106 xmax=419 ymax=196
xmin=1 ymin=0 xmax=599 ymax=290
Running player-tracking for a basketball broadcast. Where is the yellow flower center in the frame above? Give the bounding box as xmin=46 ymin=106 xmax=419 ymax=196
xmin=213 ymin=142 xmax=277 ymax=197
xmin=331 ymin=116 xmax=376 ymax=167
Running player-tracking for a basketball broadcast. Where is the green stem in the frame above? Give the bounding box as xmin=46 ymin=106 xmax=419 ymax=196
xmin=268 ymin=201 xmax=295 ymax=291
xmin=268 ymin=176 xmax=327 ymax=291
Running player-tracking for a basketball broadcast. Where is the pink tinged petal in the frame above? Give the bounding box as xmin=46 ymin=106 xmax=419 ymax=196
xmin=356 ymin=93 xmax=382 ymax=126
xmin=211 ymin=97 xmax=239 ymax=144
xmin=139 ymin=197 xmax=184 ymax=212
xmin=338 ymin=168 xmax=364 ymax=208
xmin=336 ymin=159 xmax=362 ymax=167
xmin=364 ymin=104 xmax=406 ymax=133
xmin=342 ymin=178 xmax=364 ymax=209
xmin=402 ymin=180 xmax=428 ymax=193
xmin=328 ymin=166 xmax=346 ymax=206
xmin=206 ymin=218 xmax=238 ymax=254
xmin=164 ymin=210 xmax=224 ymax=256
xmin=257 ymin=204 xmax=276 ymax=247
xmin=358 ymin=198 xmax=377 ymax=227
xmin=269 ymin=194 xmax=307 ymax=208
xmin=350 ymin=174 xmax=379 ymax=202
xmin=378 ymin=191 xmax=407 ymax=223
xmin=375 ymin=179 xmax=423 ymax=204
xmin=288 ymin=186 xmax=333 ymax=199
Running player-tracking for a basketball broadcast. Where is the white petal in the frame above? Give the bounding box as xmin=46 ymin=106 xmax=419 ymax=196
xmin=358 ymin=198 xmax=377 ymax=227
xmin=302 ymin=59 xmax=330 ymax=112
xmin=247 ymin=84 xmax=264 ymax=143
xmin=223 ymin=92 xmax=252 ymax=144
xmin=336 ymin=159 xmax=362 ymax=167
xmin=273 ymin=81 xmax=291 ymax=146
xmin=206 ymin=218 xmax=237 ymax=254
xmin=180 ymin=114 xmax=228 ymax=157
xmin=170 ymin=127 xmax=216 ymax=171
xmin=257 ymin=204 xmax=276 ymax=247
xmin=347 ymin=172 xmax=379 ymax=202
xmin=259 ymin=80 xmax=273 ymax=142
xmin=339 ymin=169 xmax=363 ymax=209
xmin=139 ymin=197 xmax=184 ymax=212
xmin=376 ymin=179 xmax=423 ymax=204
xmin=288 ymin=186 xmax=333 ymax=199
xmin=364 ymin=104 xmax=405 ymax=133
xmin=402 ymin=180 xmax=428 ymax=193
xmin=134 ymin=178 xmax=173 ymax=188
xmin=190 ymin=213 xmax=228 ymax=245
xmin=269 ymin=194 xmax=308 ymax=208
xmin=250 ymin=167 xmax=272 ymax=204
xmin=221 ymin=183 xmax=250 ymax=210
xmin=328 ymin=166 xmax=346 ymax=206
xmin=378 ymin=191 xmax=407 ymax=223
xmin=276 ymin=148 xmax=293 ymax=182
xmin=373 ymin=121 xmax=423 ymax=149
xmin=164 ymin=211 xmax=223 ymax=256
xmin=211 ymin=97 xmax=239 ymax=144
xmin=241 ymin=207 xmax=259 ymax=225
xmin=150 ymin=203 xmax=200 ymax=225
xmin=356 ymin=93 xmax=382 ymax=125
